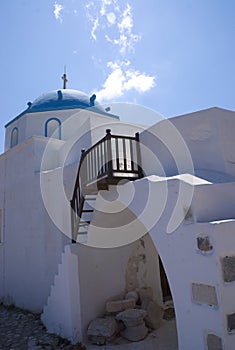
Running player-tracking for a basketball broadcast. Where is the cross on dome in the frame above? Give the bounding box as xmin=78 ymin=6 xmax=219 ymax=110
xmin=61 ymin=66 xmax=68 ymax=89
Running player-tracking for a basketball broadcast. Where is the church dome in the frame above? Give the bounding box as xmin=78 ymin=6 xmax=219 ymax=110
xmin=5 ymin=88 xmax=118 ymax=128
xmin=27 ymin=89 xmax=101 ymax=113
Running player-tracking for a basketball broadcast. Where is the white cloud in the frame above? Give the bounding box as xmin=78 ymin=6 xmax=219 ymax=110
xmin=95 ymin=61 xmax=155 ymax=102
xmin=124 ymin=70 xmax=155 ymax=93
xmin=85 ymin=1 xmax=140 ymax=53
xmin=91 ymin=17 xmax=99 ymax=40
xmin=106 ymin=12 xmax=116 ymax=25
xmin=100 ymin=0 xmax=112 ymax=16
xmin=96 ymin=66 xmax=125 ymax=101
xmin=116 ymin=4 xmax=141 ymax=54
xmin=54 ymin=2 xmax=64 ymax=22
xmin=118 ymin=3 xmax=132 ymax=32
xmin=104 ymin=3 xmax=141 ymax=54
xmin=85 ymin=1 xmax=155 ymax=101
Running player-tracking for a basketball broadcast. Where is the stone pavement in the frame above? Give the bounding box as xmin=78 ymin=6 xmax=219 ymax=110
xmin=0 ymin=303 xmax=177 ymax=350
xmin=0 ymin=304 xmax=86 ymax=350
xmin=86 ymin=319 xmax=178 ymax=350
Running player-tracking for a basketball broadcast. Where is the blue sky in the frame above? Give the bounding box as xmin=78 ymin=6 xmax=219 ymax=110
xmin=1 ymin=0 xmax=235 ymax=153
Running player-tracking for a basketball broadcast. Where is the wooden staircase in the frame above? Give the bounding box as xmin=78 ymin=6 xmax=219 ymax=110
xmin=70 ymin=129 xmax=143 ymax=243
xmin=74 ymin=193 xmax=97 ymax=243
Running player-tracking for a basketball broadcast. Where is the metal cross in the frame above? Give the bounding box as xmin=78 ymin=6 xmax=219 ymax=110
xmin=61 ymin=66 xmax=68 ymax=89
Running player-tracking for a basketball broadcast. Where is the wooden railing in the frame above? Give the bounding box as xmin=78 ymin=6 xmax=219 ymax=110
xmin=70 ymin=129 xmax=143 ymax=242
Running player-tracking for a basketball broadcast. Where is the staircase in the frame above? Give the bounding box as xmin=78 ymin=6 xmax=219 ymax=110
xmin=41 ymin=244 xmax=82 ymax=343
xmin=70 ymin=129 xmax=143 ymax=243
xmin=74 ymin=193 xmax=97 ymax=243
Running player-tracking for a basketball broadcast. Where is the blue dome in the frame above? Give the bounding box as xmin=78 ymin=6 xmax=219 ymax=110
xmin=28 ymin=89 xmax=100 ymax=112
xmin=5 ymin=89 xmax=118 ymax=127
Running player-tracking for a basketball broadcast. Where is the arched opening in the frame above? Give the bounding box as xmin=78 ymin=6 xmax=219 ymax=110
xmin=45 ymin=118 xmax=61 ymax=140
xmin=159 ymin=256 xmax=172 ymax=302
xmin=10 ymin=127 xmax=19 ymax=148
xmin=81 ymin=189 xmax=178 ymax=347
xmin=142 ymin=233 xmax=177 ymax=347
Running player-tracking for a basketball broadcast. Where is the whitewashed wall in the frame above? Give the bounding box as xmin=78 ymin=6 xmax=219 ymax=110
xmin=0 ymin=154 xmax=6 ymax=300
xmin=5 ymin=108 xmax=121 ymax=152
xmin=1 ymin=139 xmax=69 ymax=311
xmin=85 ymin=174 xmax=235 ymax=349
xmin=139 ymin=107 xmax=235 ymax=179
xmin=42 ymin=233 xmax=162 ymax=344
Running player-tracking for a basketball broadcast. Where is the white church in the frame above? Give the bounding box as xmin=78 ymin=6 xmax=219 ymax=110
xmin=1 ymin=81 xmax=235 ymax=350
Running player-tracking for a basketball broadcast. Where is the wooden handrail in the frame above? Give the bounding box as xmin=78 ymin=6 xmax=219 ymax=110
xmin=70 ymin=130 xmax=143 ymax=243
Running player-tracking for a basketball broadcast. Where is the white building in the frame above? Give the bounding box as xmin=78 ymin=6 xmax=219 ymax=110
xmin=1 ymin=86 xmax=235 ymax=350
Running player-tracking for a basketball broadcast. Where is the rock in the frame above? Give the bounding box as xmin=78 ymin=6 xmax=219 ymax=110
xmin=87 ymin=335 xmax=106 ymax=346
xmin=106 ymin=298 xmax=136 ymax=313
xmin=0 ymin=304 xmax=75 ymax=350
xmin=116 ymin=309 xmax=147 ymax=327
xmin=28 ymin=337 xmax=37 ymax=347
xmin=116 ymin=309 xmax=148 ymax=342
xmin=125 ymin=291 xmax=139 ymax=303
xmin=28 ymin=337 xmax=42 ymax=350
xmin=163 ymin=307 xmax=175 ymax=321
xmin=87 ymin=317 xmax=118 ymax=345
xmin=121 ymin=323 xmax=148 ymax=342
xmin=145 ymin=301 xmax=163 ymax=330
xmin=138 ymin=287 xmax=153 ymax=304
xmin=106 ymin=291 xmax=126 ymax=302
xmin=141 ymin=297 xmax=150 ymax=311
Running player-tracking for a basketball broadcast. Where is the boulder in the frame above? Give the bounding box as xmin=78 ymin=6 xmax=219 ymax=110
xmin=106 ymin=298 xmax=136 ymax=314
xmin=87 ymin=317 xmax=118 ymax=345
xmin=145 ymin=301 xmax=163 ymax=330
xmin=121 ymin=323 xmax=148 ymax=342
xmin=106 ymin=291 xmax=126 ymax=302
xmin=116 ymin=308 xmax=147 ymax=327
xmin=141 ymin=297 xmax=150 ymax=310
xmin=116 ymin=309 xmax=148 ymax=341
xmin=125 ymin=291 xmax=139 ymax=303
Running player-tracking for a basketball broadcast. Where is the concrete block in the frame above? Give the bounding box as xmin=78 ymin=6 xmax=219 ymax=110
xmin=106 ymin=298 xmax=136 ymax=313
xmin=221 ymin=256 xmax=235 ymax=282
xmin=227 ymin=313 xmax=235 ymax=333
xmin=192 ymin=283 xmax=218 ymax=307
xmin=207 ymin=334 xmax=223 ymax=350
xmin=197 ymin=236 xmax=213 ymax=252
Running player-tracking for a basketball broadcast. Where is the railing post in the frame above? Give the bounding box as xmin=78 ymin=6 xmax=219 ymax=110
xmin=71 ymin=148 xmax=86 ymax=243
xmin=106 ymin=129 xmax=113 ymax=177
xmin=135 ymin=132 xmax=143 ymax=178
xmin=70 ymin=199 xmax=75 ymax=243
xmin=79 ymin=148 xmax=86 ymax=195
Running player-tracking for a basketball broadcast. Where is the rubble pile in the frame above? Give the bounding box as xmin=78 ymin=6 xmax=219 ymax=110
xmin=87 ymin=287 xmax=164 ymax=345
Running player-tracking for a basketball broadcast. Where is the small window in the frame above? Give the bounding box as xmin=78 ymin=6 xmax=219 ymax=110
xmin=10 ymin=127 xmax=19 ymax=148
xmin=45 ymin=118 xmax=61 ymax=140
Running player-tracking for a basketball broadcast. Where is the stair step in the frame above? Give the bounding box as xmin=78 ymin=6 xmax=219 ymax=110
xmin=79 ymin=220 xmax=90 ymax=225
xmin=72 ymin=191 xmax=97 ymax=242
xmin=77 ymin=235 xmax=88 ymax=244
